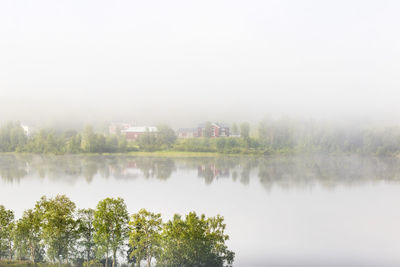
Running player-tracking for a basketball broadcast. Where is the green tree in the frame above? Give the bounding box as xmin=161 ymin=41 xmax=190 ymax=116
xmin=117 ymin=136 xmax=128 ymax=152
xmin=137 ymin=133 xmax=158 ymax=152
xmin=216 ymin=138 xmax=226 ymax=152
xmin=156 ymin=125 xmax=177 ymax=149
xmin=14 ymin=209 xmax=42 ymax=262
xmin=82 ymin=126 xmax=97 ymax=153
xmin=66 ymin=133 xmax=82 ymax=153
xmin=204 ymin=122 xmax=213 ymax=138
xmin=240 ymin=122 xmax=250 ymax=139
xmin=231 ymin=123 xmax=239 ymax=136
xmin=0 ymin=205 xmax=15 ymax=260
xmin=157 ymin=212 xmax=234 ymax=267
xmin=129 ymin=209 xmax=162 ymax=267
xmin=35 ymin=195 xmax=78 ymax=265
xmin=0 ymin=122 xmax=27 ymax=152
xmin=77 ymin=209 xmax=96 ymax=266
xmin=94 ymin=198 xmax=129 ymax=267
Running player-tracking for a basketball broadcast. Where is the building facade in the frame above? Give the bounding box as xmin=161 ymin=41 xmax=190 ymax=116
xmin=122 ymin=126 xmax=158 ymax=141
xmin=197 ymin=123 xmax=230 ymax=137
xmin=177 ymin=128 xmax=198 ymax=138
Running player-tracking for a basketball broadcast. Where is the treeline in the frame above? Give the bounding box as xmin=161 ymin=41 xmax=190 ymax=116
xmin=0 ymin=122 xmax=129 ymax=154
xmin=2 ymin=119 xmax=400 ymax=155
xmin=0 ymin=195 xmax=234 ymax=267
xmin=175 ymin=120 xmax=400 ymax=156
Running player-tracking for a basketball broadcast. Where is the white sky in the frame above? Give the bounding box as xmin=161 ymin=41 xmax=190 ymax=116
xmin=1 ymin=0 xmax=400 ymax=126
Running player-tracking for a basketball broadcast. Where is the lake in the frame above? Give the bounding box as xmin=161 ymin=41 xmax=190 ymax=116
xmin=1 ymin=154 xmax=400 ymax=267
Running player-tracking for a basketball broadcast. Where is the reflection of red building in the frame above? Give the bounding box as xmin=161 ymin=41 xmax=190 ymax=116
xmin=127 ymin=161 xmax=138 ymax=168
xmin=198 ymin=164 xmax=230 ymax=179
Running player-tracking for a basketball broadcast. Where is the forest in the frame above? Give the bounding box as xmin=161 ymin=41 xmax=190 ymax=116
xmin=1 ymin=119 xmax=400 ymax=156
xmin=0 ymin=195 xmax=234 ymax=267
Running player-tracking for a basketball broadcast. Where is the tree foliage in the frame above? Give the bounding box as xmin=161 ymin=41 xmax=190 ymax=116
xmin=5 ymin=118 xmax=399 ymax=156
xmin=0 ymin=197 xmax=235 ymax=266
xmin=157 ymin=212 xmax=234 ymax=267
xmin=35 ymin=195 xmax=78 ymax=265
xmin=93 ymin=198 xmax=129 ymax=267
xmin=14 ymin=209 xmax=42 ymax=262
xmin=129 ymin=209 xmax=162 ymax=267
xmin=77 ymin=209 xmax=96 ymax=266
xmin=0 ymin=205 xmax=15 ymax=260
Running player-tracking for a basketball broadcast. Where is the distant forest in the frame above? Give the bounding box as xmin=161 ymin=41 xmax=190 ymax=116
xmin=1 ymin=120 xmax=400 ymax=156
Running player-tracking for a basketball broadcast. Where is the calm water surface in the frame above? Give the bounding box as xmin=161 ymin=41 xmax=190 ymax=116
xmin=1 ymin=154 xmax=400 ymax=267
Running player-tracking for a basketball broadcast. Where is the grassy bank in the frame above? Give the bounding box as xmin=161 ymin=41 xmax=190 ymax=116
xmin=0 ymin=150 xmax=257 ymax=158
xmin=125 ymin=151 xmax=221 ymax=157
xmin=0 ymin=261 xmax=69 ymax=267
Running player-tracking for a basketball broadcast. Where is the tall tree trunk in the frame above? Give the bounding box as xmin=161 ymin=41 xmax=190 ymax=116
xmin=106 ymin=250 xmax=109 ymax=267
xmin=30 ymin=243 xmax=35 ymax=262
xmin=113 ymin=249 xmax=117 ymax=267
xmin=147 ymin=256 xmax=152 ymax=267
xmin=9 ymin=241 xmax=12 ymax=260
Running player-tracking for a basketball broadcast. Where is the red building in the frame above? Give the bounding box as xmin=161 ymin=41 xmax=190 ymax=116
xmin=121 ymin=126 xmax=158 ymax=141
xmin=197 ymin=122 xmax=230 ymax=137
xmin=177 ymin=128 xmax=198 ymax=138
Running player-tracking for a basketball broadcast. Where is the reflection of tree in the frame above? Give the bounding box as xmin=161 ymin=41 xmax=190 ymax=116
xmin=0 ymin=155 xmax=177 ymax=184
xmin=192 ymin=157 xmax=257 ymax=185
xmin=82 ymin=157 xmax=99 ymax=183
xmin=240 ymin=160 xmax=258 ymax=185
xmin=232 ymin=171 xmax=238 ymax=182
xmin=198 ymin=164 xmax=230 ymax=182
xmin=0 ymin=155 xmax=27 ymax=183
xmin=122 ymin=158 xmax=176 ymax=180
xmin=257 ymin=155 xmax=400 ymax=191
xmin=1 ymin=154 xmax=400 ymax=190
xmin=153 ymin=159 xmax=175 ymax=180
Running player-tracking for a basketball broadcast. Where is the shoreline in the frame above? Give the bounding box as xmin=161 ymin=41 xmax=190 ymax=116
xmin=0 ymin=150 xmax=397 ymax=158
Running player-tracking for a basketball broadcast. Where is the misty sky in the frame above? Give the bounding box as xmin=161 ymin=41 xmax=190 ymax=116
xmin=1 ymin=0 xmax=400 ymax=126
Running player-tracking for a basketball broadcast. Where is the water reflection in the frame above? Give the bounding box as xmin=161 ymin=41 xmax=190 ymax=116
xmin=1 ymin=154 xmax=400 ymax=190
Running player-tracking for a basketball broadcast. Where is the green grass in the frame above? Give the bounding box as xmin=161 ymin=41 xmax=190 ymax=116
xmin=0 ymin=150 xmax=268 ymax=157
xmin=125 ymin=151 xmax=221 ymax=157
xmin=0 ymin=261 xmax=69 ymax=267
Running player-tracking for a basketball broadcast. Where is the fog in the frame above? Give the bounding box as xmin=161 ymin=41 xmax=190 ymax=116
xmin=1 ymin=0 xmax=400 ymax=128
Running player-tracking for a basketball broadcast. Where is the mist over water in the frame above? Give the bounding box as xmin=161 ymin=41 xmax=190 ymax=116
xmin=2 ymin=1 xmax=400 ymax=266
xmin=1 ymin=154 xmax=400 ymax=267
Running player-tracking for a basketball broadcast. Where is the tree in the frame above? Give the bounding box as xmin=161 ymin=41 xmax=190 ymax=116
xmin=77 ymin=209 xmax=96 ymax=266
xmin=94 ymin=198 xmax=129 ymax=267
xmin=0 ymin=205 xmax=15 ymax=260
xmin=117 ymin=136 xmax=127 ymax=152
xmin=66 ymin=133 xmax=82 ymax=153
xmin=240 ymin=122 xmax=250 ymax=140
xmin=156 ymin=125 xmax=177 ymax=149
xmin=216 ymin=138 xmax=226 ymax=152
xmin=129 ymin=209 xmax=162 ymax=267
xmin=35 ymin=195 xmax=78 ymax=265
xmin=14 ymin=209 xmax=42 ymax=262
xmin=82 ymin=126 xmax=97 ymax=153
xmin=0 ymin=121 xmax=27 ymax=152
xmin=137 ymin=133 xmax=158 ymax=152
xmin=231 ymin=123 xmax=239 ymax=136
xmin=157 ymin=212 xmax=234 ymax=267
xmin=204 ymin=122 xmax=213 ymax=138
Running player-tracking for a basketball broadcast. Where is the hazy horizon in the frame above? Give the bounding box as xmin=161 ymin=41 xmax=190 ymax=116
xmin=1 ymin=0 xmax=400 ymax=128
